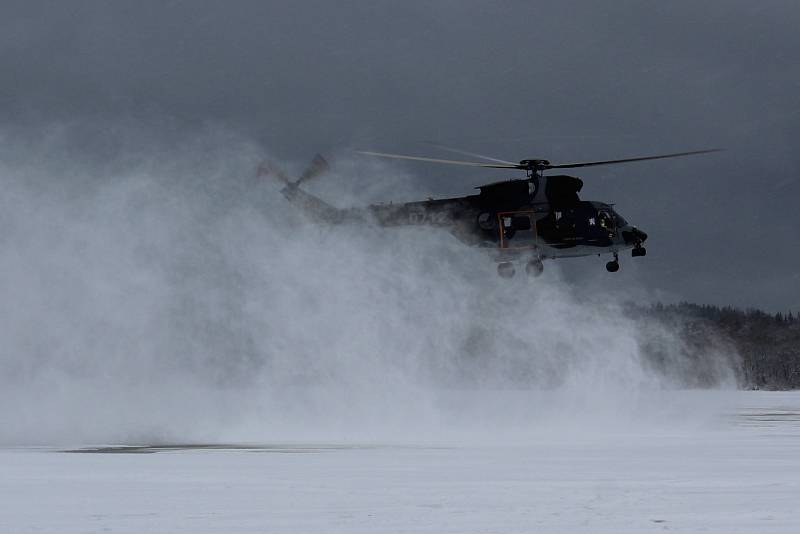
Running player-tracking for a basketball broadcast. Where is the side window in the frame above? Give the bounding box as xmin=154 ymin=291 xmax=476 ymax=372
xmin=478 ymin=212 xmax=496 ymax=229
xmin=512 ymin=215 xmax=531 ymax=231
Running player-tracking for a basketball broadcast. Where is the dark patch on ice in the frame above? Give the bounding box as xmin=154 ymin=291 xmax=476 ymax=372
xmin=57 ymin=443 xmax=453 ymax=454
xmin=733 ymin=410 xmax=800 ymax=427
xmin=60 ymin=443 xmax=383 ymax=454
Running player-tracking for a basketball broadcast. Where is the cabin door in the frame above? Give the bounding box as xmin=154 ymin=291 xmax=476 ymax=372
xmin=498 ymin=211 xmax=538 ymax=249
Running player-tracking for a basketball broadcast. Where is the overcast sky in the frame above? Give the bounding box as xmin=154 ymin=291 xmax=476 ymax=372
xmin=2 ymin=1 xmax=798 ymax=310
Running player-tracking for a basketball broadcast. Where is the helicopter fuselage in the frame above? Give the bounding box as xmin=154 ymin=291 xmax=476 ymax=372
xmin=280 ymin=173 xmax=648 ymax=275
xmin=363 ymin=193 xmax=647 ymax=262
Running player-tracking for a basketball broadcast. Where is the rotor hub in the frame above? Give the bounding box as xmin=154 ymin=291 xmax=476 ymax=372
xmin=518 ymin=159 xmax=551 ymax=170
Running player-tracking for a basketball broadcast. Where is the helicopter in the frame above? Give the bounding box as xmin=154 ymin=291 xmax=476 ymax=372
xmin=258 ymin=147 xmax=721 ymax=278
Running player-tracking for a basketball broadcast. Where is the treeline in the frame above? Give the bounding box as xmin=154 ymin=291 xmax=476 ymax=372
xmin=632 ymin=302 xmax=800 ymax=390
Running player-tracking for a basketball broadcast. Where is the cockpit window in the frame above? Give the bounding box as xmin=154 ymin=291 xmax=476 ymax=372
xmin=597 ymin=210 xmax=613 ymax=230
xmin=612 ymin=210 xmax=628 ymax=227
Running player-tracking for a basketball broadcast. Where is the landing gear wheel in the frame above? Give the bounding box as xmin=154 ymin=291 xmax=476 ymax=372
xmin=632 ymin=246 xmax=647 ymax=257
xmin=497 ymin=262 xmax=516 ymax=279
xmin=606 ymin=252 xmax=620 ymax=272
xmin=525 ymin=259 xmax=544 ymax=277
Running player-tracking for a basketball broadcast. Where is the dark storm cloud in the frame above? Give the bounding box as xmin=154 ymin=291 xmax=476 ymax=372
xmin=1 ymin=0 xmax=799 ymax=309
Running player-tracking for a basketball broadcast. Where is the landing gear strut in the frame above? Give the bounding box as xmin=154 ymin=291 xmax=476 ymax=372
xmin=606 ymin=253 xmax=620 ymax=273
xmin=525 ymin=259 xmax=544 ymax=277
xmin=497 ymin=262 xmax=516 ymax=278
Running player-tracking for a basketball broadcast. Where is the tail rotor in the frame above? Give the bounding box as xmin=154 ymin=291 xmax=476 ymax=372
xmin=295 ymin=154 xmax=330 ymax=186
xmin=257 ymin=154 xmax=330 ymax=188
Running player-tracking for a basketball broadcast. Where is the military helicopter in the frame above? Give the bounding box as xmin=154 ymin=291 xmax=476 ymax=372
xmin=258 ymin=147 xmax=720 ymax=278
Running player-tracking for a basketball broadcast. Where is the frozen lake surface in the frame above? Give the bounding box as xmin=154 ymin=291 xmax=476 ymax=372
xmin=2 ymin=391 xmax=800 ymax=533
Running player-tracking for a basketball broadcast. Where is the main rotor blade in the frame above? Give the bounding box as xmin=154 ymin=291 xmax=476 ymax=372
xmin=546 ymin=149 xmax=723 ymax=169
xmin=423 ymin=142 xmax=517 ymax=165
xmin=357 ymin=150 xmax=519 ymax=169
xmin=296 ymin=154 xmax=330 ymax=185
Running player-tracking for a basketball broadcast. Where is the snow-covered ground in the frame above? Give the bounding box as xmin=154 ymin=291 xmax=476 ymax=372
xmin=2 ymin=390 xmax=799 ymax=533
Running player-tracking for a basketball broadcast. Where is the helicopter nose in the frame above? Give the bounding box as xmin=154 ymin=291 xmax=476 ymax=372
xmin=621 ymin=226 xmax=648 ymax=244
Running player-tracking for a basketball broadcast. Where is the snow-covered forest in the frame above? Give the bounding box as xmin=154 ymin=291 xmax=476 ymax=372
xmin=636 ymin=303 xmax=800 ymax=390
